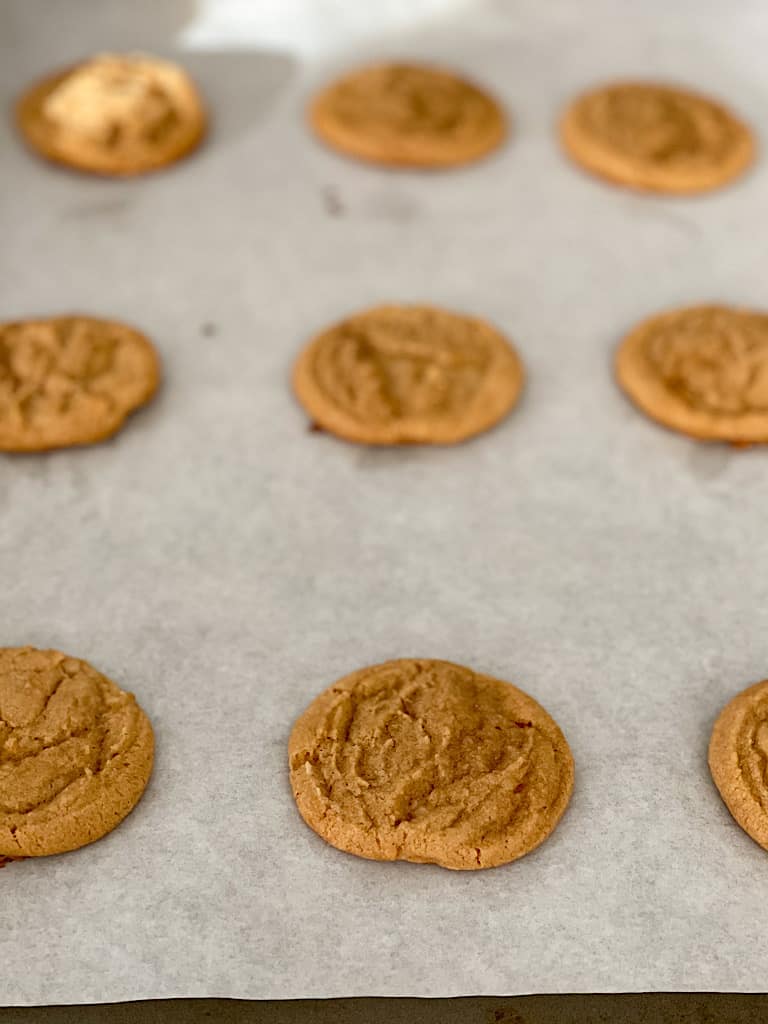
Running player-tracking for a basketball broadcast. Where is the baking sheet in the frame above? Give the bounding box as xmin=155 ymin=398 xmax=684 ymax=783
xmin=3 ymin=0 xmax=768 ymax=1007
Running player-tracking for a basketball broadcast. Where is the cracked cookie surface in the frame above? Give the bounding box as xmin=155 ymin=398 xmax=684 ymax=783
xmin=0 ymin=314 xmax=160 ymax=451
xmin=289 ymin=658 xmax=574 ymax=870
xmin=560 ymin=81 xmax=753 ymax=193
xmin=292 ymin=305 xmax=524 ymax=445
xmin=615 ymin=305 xmax=768 ymax=442
xmin=16 ymin=52 xmax=206 ymax=176
xmin=0 ymin=646 xmax=154 ymax=857
xmin=309 ymin=63 xmax=506 ymax=168
xmin=709 ymin=679 xmax=768 ymax=852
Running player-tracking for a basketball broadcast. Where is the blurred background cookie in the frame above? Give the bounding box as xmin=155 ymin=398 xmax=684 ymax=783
xmin=293 ymin=304 xmax=524 ymax=444
xmin=0 ymin=314 xmax=160 ymax=451
xmin=16 ymin=52 xmax=206 ymax=176
xmin=309 ymin=62 xmax=506 ymax=168
xmin=615 ymin=304 xmax=768 ymax=443
xmin=560 ymin=81 xmax=753 ymax=194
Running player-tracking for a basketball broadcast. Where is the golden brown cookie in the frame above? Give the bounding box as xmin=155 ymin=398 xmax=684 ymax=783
xmin=560 ymin=81 xmax=753 ymax=194
xmin=289 ymin=658 xmax=574 ymax=870
xmin=0 ymin=314 xmax=160 ymax=451
xmin=16 ymin=52 xmax=206 ymax=176
xmin=309 ymin=63 xmax=506 ymax=168
xmin=709 ymin=679 xmax=768 ymax=852
xmin=292 ymin=305 xmax=524 ymax=445
xmin=0 ymin=646 xmax=154 ymax=858
xmin=615 ymin=304 xmax=768 ymax=443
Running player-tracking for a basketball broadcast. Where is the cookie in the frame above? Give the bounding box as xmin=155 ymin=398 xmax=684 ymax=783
xmin=615 ymin=304 xmax=768 ymax=443
xmin=289 ymin=658 xmax=574 ymax=870
xmin=16 ymin=52 xmax=206 ymax=176
xmin=309 ymin=63 xmax=506 ymax=168
xmin=560 ymin=81 xmax=753 ymax=194
xmin=0 ymin=646 xmax=154 ymax=858
xmin=292 ymin=305 xmax=524 ymax=445
xmin=709 ymin=679 xmax=768 ymax=853
xmin=0 ymin=314 xmax=160 ymax=451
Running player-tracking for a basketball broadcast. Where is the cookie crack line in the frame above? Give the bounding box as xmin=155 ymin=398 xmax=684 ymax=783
xmin=34 ymin=672 xmax=67 ymax=724
xmin=0 ymin=714 xmax=142 ymax=816
xmin=0 ymin=724 xmax=140 ymax=819
xmin=0 ymin=723 xmax=97 ymax=766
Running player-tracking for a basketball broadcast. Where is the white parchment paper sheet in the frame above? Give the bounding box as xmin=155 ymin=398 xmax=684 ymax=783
xmin=2 ymin=0 xmax=768 ymax=1006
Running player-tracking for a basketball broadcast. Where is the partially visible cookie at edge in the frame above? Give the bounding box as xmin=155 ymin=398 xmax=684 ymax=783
xmin=289 ymin=658 xmax=574 ymax=870
xmin=615 ymin=304 xmax=768 ymax=443
xmin=709 ymin=678 xmax=768 ymax=853
xmin=0 ymin=646 xmax=154 ymax=858
xmin=560 ymin=81 xmax=754 ymax=194
xmin=309 ymin=62 xmax=507 ymax=168
xmin=16 ymin=52 xmax=206 ymax=176
xmin=0 ymin=314 xmax=160 ymax=452
xmin=292 ymin=304 xmax=524 ymax=445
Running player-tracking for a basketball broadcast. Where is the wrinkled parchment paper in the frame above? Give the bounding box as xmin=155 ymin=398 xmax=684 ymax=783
xmin=2 ymin=0 xmax=768 ymax=1006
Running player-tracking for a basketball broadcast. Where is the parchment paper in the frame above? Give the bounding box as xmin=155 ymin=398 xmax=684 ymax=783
xmin=2 ymin=0 xmax=768 ymax=1007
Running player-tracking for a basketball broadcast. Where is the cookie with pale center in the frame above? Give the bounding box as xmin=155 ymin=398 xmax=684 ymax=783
xmin=16 ymin=52 xmax=206 ymax=176
xmin=289 ymin=658 xmax=574 ymax=870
